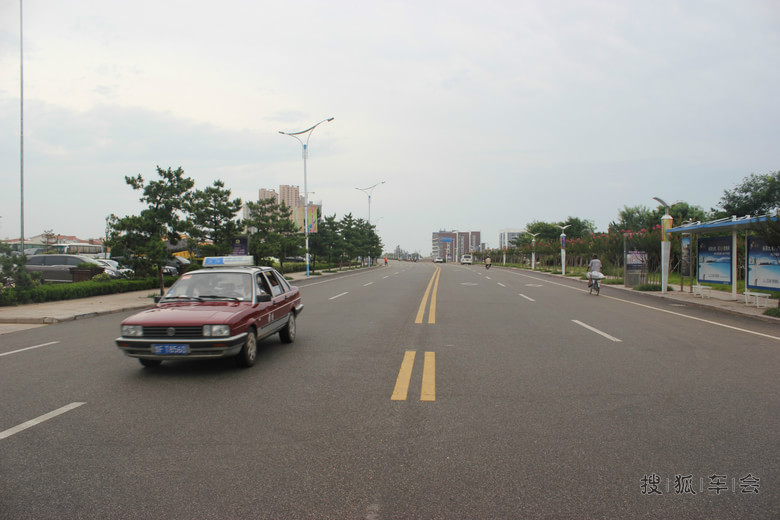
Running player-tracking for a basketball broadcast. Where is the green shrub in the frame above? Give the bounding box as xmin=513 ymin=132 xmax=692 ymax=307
xmin=764 ymin=307 xmax=780 ymax=318
xmin=634 ymin=283 xmax=671 ymax=292
xmin=0 ymin=277 xmax=168 ymax=306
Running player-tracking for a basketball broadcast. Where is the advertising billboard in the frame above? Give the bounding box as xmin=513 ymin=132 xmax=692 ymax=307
xmin=747 ymin=237 xmax=780 ymax=291
xmin=697 ymin=237 xmax=732 ymax=285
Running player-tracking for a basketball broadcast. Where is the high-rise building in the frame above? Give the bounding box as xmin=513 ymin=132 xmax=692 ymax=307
xmin=432 ymin=230 xmax=480 ymax=260
xmin=279 ymin=185 xmax=301 ymax=210
xmin=499 ymin=229 xmax=525 ymax=250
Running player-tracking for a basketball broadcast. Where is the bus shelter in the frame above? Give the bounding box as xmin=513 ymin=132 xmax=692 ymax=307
xmin=667 ymin=214 xmax=778 ymax=300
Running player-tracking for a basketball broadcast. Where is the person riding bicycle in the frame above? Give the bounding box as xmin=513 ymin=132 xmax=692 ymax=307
xmin=485 ymin=256 xmax=492 ymax=269
xmin=587 ymin=254 xmax=602 ymax=287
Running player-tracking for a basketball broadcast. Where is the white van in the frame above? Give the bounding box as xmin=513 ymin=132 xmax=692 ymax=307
xmin=460 ymin=254 xmax=473 ymax=265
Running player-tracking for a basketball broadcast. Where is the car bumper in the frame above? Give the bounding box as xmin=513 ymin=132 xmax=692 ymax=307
xmin=114 ymin=332 xmax=248 ymax=360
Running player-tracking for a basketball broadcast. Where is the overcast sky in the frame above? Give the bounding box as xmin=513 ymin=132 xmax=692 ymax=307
xmin=1 ymin=0 xmax=778 ymax=254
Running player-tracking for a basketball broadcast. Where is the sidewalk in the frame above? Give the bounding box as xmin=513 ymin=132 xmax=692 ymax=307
xmin=0 ymin=266 xmax=777 ymax=335
xmin=0 ymin=268 xmax=336 ymax=335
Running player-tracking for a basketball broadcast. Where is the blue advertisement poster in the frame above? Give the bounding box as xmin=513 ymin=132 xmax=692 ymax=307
xmin=747 ymin=237 xmax=780 ymax=291
xmin=698 ymin=237 xmax=732 ymax=285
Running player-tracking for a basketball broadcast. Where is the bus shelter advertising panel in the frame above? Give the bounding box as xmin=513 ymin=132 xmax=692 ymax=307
xmin=698 ymin=237 xmax=732 ymax=285
xmin=747 ymin=237 xmax=780 ymax=291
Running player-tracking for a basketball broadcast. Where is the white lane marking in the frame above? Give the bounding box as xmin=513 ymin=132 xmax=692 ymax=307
xmin=485 ymin=276 xmax=492 ymax=280
xmin=508 ymin=271 xmax=780 ymax=341
xmin=525 ymin=283 xmax=543 ymax=287
xmin=0 ymin=341 xmax=60 ymax=358
xmin=364 ymin=282 xmax=375 ymax=286
xmin=519 ymin=294 xmax=535 ymax=302
xmin=382 ymin=276 xmax=390 ymax=279
xmin=329 ymin=292 xmax=349 ymax=300
xmin=0 ymin=402 xmax=86 ymax=441
xmin=572 ymin=320 xmax=622 ymax=342
xmin=497 ymin=283 xmax=506 ymax=287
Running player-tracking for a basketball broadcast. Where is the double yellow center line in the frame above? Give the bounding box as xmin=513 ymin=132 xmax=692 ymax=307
xmin=391 ymin=351 xmax=436 ymax=401
xmin=415 ymin=266 xmax=441 ymax=324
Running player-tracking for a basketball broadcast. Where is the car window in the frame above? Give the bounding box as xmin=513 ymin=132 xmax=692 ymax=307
xmin=265 ymin=272 xmax=283 ymax=297
xmin=27 ymin=256 xmax=44 ymax=265
xmin=256 ymin=274 xmax=272 ymax=296
xmin=270 ymin=271 xmax=290 ymax=293
xmin=66 ymin=257 xmax=84 ymax=266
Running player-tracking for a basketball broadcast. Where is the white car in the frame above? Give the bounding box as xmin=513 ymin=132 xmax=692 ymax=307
xmin=460 ymin=254 xmax=473 ymax=265
xmin=434 ymin=257 xmax=444 ymax=263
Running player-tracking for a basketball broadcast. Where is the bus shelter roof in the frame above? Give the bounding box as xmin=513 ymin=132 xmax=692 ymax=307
xmin=668 ymin=214 xmax=777 ymax=234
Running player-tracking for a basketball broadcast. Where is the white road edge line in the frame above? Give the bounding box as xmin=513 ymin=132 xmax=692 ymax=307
xmin=0 ymin=402 xmax=86 ymax=441
xmin=329 ymin=292 xmax=349 ymax=300
xmin=509 ymin=271 xmax=780 ymax=341
xmin=572 ymin=320 xmax=622 ymax=342
xmin=363 ymin=282 xmax=375 ymax=286
xmin=0 ymin=341 xmax=60 ymax=357
xmin=497 ymin=282 xmax=506 ymax=287
xmin=518 ymin=294 xmax=536 ymax=302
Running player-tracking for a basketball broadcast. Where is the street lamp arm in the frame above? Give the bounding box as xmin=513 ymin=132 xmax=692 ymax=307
xmin=279 ymin=117 xmax=335 ymax=137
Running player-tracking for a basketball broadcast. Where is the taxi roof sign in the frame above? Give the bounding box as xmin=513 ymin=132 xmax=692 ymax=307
xmin=203 ymin=256 xmax=254 ymax=267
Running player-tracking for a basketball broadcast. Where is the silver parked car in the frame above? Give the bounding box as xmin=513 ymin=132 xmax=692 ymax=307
xmin=25 ymin=254 xmax=110 ymax=283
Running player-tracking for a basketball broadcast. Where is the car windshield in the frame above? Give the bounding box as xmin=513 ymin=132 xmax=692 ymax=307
xmin=163 ymin=272 xmax=253 ymax=301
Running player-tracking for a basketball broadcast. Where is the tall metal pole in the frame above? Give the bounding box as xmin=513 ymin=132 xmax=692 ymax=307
xmin=355 ymin=181 xmax=385 ymax=266
xmin=556 ymin=225 xmax=571 ymax=276
xmin=279 ymin=118 xmax=334 ymax=277
xmin=20 ymin=0 xmax=25 ymax=252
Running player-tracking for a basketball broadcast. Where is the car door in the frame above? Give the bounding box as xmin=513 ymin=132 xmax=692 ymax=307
xmin=262 ymin=271 xmax=288 ymax=332
xmin=253 ymin=272 xmax=277 ymax=337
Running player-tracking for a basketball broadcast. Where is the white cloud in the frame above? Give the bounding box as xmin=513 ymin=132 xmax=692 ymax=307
xmin=1 ymin=0 xmax=778 ymax=253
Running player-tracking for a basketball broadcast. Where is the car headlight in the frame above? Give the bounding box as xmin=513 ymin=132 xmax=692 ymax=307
xmin=203 ymin=324 xmax=230 ymax=337
xmin=121 ymin=325 xmax=143 ymax=337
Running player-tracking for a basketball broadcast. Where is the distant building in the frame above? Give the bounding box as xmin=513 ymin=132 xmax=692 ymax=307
xmin=432 ymin=230 xmax=481 ymax=260
xmin=499 ymin=229 xmax=525 ymax=250
xmin=248 ymin=185 xmax=322 ymax=233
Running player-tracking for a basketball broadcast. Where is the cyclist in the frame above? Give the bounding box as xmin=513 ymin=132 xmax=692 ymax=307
xmin=485 ymin=256 xmax=492 ymax=270
xmin=587 ymin=254 xmax=602 ymax=287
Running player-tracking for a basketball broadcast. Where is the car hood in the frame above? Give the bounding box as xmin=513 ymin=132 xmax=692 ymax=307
xmin=126 ymin=302 xmax=250 ymax=325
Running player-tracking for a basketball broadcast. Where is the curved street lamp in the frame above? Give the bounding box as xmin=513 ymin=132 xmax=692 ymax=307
xmin=653 ymin=196 xmax=673 ymax=293
xmin=527 ymin=232 xmax=540 ymax=270
xmin=279 ymin=117 xmax=334 ymax=277
xmin=355 ymin=181 xmax=385 ymax=266
xmin=555 ymin=225 xmax=571 ymax=276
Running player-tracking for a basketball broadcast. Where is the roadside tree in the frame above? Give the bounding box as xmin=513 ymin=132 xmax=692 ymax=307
xmin=107 ymin=166 xmax=195 ymax=295
xmin=185 ymin=180 xmax=243 ymax=257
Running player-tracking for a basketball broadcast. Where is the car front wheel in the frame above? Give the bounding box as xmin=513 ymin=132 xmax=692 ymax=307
xmin=236 ymin=329 xmax=258 ymax=368
xmin=279 ymin=313 xmax=296 ymax=344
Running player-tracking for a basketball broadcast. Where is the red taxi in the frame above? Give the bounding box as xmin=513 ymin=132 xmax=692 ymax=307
xmin=115 ymin=256 xmax=303 ymax=368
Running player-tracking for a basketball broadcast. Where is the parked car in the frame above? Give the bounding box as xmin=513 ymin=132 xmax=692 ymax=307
xmin=95 ymin=259 xmax=134 ymax=278
xmin=115 ymin=256 xmax=303 ymax=368
xmin=25 ymin=254 xmax=109 ymax=283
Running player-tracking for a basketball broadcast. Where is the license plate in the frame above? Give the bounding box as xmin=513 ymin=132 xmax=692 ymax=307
xmin=152 ymin=344 xmax=190 ymax=355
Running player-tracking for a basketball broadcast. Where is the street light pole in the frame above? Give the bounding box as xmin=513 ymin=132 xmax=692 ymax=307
xmin=653 ymin=197 xmax=673 ymax=294
xmin=279 ymin=117 xmax=334 ymax=277
xmin=355 ymin=181 xmax=385 ymax=266
xmin=556 ymin=225 xmax=571 ymax=276
xmin=527 ymin=232 xmax=540 ymax=270
xmin=19 ymin=0 xmax=25 ymax=253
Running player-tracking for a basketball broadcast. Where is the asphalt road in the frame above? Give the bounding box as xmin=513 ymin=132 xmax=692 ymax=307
xmin=1 ymin=262 xmax=778 ymax=519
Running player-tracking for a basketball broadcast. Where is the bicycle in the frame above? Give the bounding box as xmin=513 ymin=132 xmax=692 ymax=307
xmin=587 ymin=272 xmax=602 ymax=295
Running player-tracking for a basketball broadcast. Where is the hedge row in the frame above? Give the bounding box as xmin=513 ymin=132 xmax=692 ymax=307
xmin=0 ymin=277 xmax=175 ymax=307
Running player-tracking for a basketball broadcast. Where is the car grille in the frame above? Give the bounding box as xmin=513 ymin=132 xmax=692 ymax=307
xmin=142 ymin=326 xmax=203 ymax=339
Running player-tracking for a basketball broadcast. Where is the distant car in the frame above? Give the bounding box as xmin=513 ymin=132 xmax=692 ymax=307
xmin=96 ymin=259 xmax=134 ymax=278
xmin=460 ymin=254 xmax=473 ymax=265
xmin=25 ymin=254 xmax=108 ymax=283
xmin=115 ymin=256 xmax=303 ymax=368
xmin=434 ymin=257 xmax=444 ymax=263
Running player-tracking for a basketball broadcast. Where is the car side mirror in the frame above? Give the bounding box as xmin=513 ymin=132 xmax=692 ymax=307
xmin=256 ymin=293 xmax=272 ymax=303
